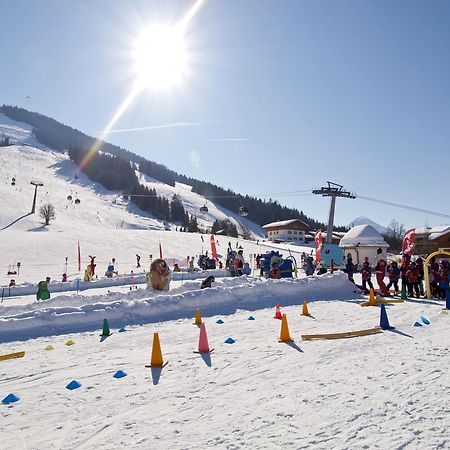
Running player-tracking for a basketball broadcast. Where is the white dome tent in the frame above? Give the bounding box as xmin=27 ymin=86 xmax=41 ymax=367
xmin=340 ymin=224 xmax=388 ymax=266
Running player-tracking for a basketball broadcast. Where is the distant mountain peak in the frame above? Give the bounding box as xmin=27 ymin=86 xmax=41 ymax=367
xmin=348 ymin=216 xmax=388 ymax=235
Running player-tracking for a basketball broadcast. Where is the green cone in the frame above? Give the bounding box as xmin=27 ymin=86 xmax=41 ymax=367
xmin=401 ymin=284 xmax=408 ymax=300
xmin=101 ymin=318 xmax=111 ymax=337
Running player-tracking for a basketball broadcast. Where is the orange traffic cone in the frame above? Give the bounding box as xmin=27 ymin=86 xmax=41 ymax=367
xmin=193 ymin=308 xmax=202 ymax=326
xmin=145 ymin=332 xmax=168 ymax=368
xmin=194 ymin=323 xmax=214 ymax=354
xmin=368 ymin=289 xmax=378 ymax=306
xmin=274 ymin=304 xmax=282 ymax=320
xmin=278 ymin=314 xmax=294 ymax=342
xmin=301 ymin=300 xmax=310 ymax=316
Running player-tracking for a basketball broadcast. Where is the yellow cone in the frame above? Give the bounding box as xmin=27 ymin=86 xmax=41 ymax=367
xmin=301 ymin=300 xmax=310 ymax=316
xmin=194 ymin=308 xmax=202 ymax=325
xmin=148 ymin=332 xmax=165 ymax=367
xmin=65 ymin=339 xmax=75 ymax=346
xmin=44 ymin=345 xmax=54 ymax=351
xmin=368 ymin=289 xmax=377 ymax=306
xmin=278 ymin=314 xmax=294 ymax=342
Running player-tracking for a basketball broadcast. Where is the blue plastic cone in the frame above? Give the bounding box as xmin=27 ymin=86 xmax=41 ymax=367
xmin=380 ymin=304 xmax=394 ymax=330
xmin=224 ymin=337 xmax=235 ymax=344
xmin=420 ymin=316 xmax=431 ymax=325
xmin=413 ymin=321 xmax=422 ymax=327
xmin=66 ymin=380 xmax=81 ymax=390
xmin=248 ymin=316 xmax=255 ymax=320
xmin=2 ymin=393 xmax=20 ymax=404
xmin=113 ymin=370 xmax=127 ymax=379
xmin=216 ymin=319 xmax=224 ymax=324
xmin=118 ymin=327 xmax=127 ymax=333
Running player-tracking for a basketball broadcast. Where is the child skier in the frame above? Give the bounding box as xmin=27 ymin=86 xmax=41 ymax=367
xmin=360 ymin=261 xmax=374 ymax=294
xmin=386 ymin=261 xmax=400 ymax=294
xmin=406 ymin=261 xmax=421 ymax=298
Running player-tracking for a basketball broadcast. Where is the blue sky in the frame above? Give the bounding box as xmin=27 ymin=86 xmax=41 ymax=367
xmin=1 ymin=0 xmax=449 ymax=229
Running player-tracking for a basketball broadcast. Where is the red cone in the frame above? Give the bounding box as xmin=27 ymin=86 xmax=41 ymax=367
xmin=197 ymin=323 xmax=212 ymax=353
xmin=274 ymin=304 xmax=282 ymax=320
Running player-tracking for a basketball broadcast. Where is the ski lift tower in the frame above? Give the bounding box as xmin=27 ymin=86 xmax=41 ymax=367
xmin=312 ymin=181 xmax=356 ymax=244
xmin=30 ymin=181 xmax=43 ymax=214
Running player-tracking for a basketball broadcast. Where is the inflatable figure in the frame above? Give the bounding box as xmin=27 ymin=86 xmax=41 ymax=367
xmin=84 ymin=264 xmax=93 ymax=282
xmin=36 ymin=277 xmax=51 ymax=301
xmin=147 ymin=258 xmax=171 ymax=291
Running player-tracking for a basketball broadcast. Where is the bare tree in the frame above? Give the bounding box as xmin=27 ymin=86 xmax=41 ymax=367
xmin=40 ymin=203 xmax=56 ymax=226
xmin=383 ymin=219 xmax=405 ymax=253
xmin=387 ymin=219 xmax=405 ymax=239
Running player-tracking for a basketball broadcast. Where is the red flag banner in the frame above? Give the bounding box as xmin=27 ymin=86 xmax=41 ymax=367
xmin=77 ymin=241 xmax=81 ymax=272
xmin=159 ymin=242 xmax=163 ymax=259
xmin=315 ymin=230 xmax=322 ymax=263
xmin=402 ymin=228 xmax=416 ymax=255
xmin=210 ymin=234 xmax=218 ymax=261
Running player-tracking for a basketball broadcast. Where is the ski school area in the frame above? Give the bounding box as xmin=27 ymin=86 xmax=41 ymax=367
xmin=1 ymin=240 xmax=449 ymax=448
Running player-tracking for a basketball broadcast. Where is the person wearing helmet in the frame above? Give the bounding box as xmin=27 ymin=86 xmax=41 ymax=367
xmin=415 ymin=257 xmax=425 ymax=296
xmin=372 ymin=248 xmax=389 ymax=296
xmin=406 ymin=262 xmax=420 ymax=298
xmin=386 ymin=261 xmax=400 ymax=295
xmin=437 ymin=261 xmax=449 ymax=299
xmin=360 ymin=261 xmax=374 ymax=294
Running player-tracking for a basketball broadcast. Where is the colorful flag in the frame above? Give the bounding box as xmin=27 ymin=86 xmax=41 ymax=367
xmin=210 ymin=234 xmax=218 ymax=260
xmin=315 ymin=230 xmax=322 ymax=263
xmin=402 ymin=228 xmax=416 ymax=255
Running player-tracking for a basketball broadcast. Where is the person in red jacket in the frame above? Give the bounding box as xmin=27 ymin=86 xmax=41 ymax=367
xmin=406 ymin=262 xmax=420 ymax=298
xmin=400 ymin=254 xmax=411 ymax=292
xmin=386 ymin=261 xmax=400 ymax=295
xmin=360 ymin=261 xmax=374 ymax=294
xmin=372 ymin=248 xmax=388 ymax=296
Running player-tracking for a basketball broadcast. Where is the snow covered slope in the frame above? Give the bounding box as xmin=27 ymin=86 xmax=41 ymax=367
xmin=0 ymin=113 xmax=263 ymax=238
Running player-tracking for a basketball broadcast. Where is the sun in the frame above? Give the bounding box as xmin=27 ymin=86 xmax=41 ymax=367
xmin=133 ymin=24 xmax=188 ymax=91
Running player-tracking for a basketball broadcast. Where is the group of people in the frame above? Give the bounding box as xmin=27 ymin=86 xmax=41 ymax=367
xmin=345 ymin=248 xmax=449 ymax=299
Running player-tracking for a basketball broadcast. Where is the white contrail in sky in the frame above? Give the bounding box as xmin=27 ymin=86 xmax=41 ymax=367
xmin=203 ymin=138 xmax=248 ymax=141
xmin=104 ymin=121 xmax=212 ymax=134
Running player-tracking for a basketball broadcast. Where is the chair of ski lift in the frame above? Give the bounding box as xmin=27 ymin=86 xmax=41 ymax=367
xmin=200 ymin=203 xmax=208 ymax=213
xmin=239 ymin=206 xmax=249 ymax=217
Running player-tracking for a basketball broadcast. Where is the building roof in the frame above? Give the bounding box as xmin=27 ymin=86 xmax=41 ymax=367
xmin=262 ymin=219 xmax=309 ymax=229
xmin=340 ymin=224 xmax=388 ymax=248
xmin=415 ymin=225 xmax=450 ymax=240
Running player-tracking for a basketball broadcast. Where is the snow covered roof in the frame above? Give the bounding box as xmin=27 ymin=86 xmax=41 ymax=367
xmin=415 ymin=226 xmax=450 ymax=240
xmin=340 ymin=224 xmax=388 ymax=248
xmin=262 ymin=219 xmax=309 ymax=229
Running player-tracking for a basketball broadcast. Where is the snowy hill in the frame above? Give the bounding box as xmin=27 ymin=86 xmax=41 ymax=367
xmin=348 ymin=216 xmax=388 ymax=235
xmin=0 ymin=113 xmax=263 ymax=238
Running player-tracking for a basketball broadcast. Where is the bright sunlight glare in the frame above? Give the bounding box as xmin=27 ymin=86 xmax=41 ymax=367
xmin=133 ymin=24 xmax=188 ymax=91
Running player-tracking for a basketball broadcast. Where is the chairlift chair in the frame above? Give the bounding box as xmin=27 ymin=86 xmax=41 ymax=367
xmin=200 ymin=203 xmax=208 ymax=213
xmin=239 ymin=206 xmax=249 ymax=217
